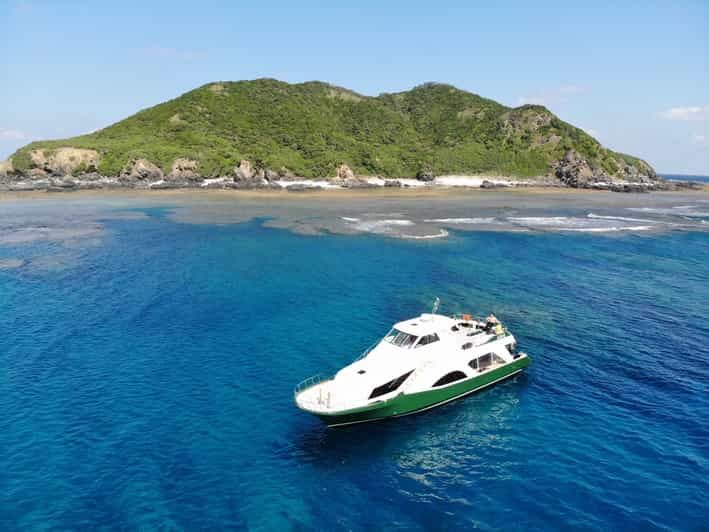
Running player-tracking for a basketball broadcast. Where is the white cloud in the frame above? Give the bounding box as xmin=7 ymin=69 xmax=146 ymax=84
xmin=517 ymin=85 xmax=587 ymax=107
xmin=0 ymin=128 xmax=30 ymax=140
xmin=660 ymin=105 xmax=709 ymax=121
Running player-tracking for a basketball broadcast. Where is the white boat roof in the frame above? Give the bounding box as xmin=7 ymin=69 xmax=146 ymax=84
xmin=393 ymin=313 xmax=459 ymax=335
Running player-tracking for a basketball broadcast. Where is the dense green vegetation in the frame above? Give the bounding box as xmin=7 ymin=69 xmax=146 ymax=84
xmin=10 ymin=79 xmax=651 ymax=178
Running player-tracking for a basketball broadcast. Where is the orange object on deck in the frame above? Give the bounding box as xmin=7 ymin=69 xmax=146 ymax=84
xmin=462 ymin=313 xmax=472 ymax=321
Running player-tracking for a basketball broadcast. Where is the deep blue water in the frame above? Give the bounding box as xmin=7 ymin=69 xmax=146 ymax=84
xmin=1 ymin=208 xmax=708 ymax=530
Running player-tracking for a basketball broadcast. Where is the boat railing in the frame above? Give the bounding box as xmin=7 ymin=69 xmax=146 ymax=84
xmin=294 ymin=374 xmax=331 ymax=398
xmin=353 ymin=339 xmax=381 ymax=363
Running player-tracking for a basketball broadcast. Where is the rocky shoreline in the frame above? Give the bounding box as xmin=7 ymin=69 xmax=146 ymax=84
xmin=0 ymin=157 xmax=703 ymax=194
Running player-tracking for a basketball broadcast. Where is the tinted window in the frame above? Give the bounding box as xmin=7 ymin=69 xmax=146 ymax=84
xmin=416 ymin=333 xmax=440 ymax=348
xmin=369 ymin=370 xmax=414 ymax=399
xmin=433 ymin=371 xmax=467 ymax=387
xmin=478 ymin=353 xmax=493 ymax=370
xmin=384 ymin=329 xmax=418 ymax=348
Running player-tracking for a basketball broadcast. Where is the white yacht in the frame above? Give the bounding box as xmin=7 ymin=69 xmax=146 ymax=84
xmin=294 ymin=301 xmax=531 ymax=426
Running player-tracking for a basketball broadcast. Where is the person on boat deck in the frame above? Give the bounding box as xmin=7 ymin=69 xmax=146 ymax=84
xmin=484 ymin=314 xmax=503 ymax=335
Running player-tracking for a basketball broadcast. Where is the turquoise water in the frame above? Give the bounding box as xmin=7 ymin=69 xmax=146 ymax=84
xmin=1 ymin=199 xmax=708 ymax=530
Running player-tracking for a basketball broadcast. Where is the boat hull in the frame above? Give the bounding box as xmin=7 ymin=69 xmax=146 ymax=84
xmin=311 ymin=356 xmax=531 ymax=427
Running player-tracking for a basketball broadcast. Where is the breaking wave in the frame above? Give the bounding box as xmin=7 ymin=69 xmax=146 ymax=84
xmin=508 ymin=216 xmax=653 ymax=233
xmin=344 ymin=218 xmax=415 ymax=235
xmin=628 ymin=206 xmax=709 ymax=217
xmin=423 ymin=217 xmax=498 ymax=224
xmin=401 ymin=229 xmax=450 ymax=239
xmin=587 ymin=213 xmax=660 ymax=223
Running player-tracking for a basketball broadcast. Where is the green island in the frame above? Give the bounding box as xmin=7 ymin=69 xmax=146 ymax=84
xmin=0 ymin=79 xmax=668 ymax=190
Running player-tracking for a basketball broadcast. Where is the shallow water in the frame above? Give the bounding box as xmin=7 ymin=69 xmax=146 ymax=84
xmin=0 ymin=191 xmax=708 ymax=530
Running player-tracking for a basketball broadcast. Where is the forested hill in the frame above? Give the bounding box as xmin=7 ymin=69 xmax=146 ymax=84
xmin=4 ymin=79 xmax=656 ymax=184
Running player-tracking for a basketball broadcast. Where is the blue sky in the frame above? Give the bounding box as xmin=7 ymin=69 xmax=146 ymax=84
xmin=1 ymin=0 xmax=707 ymax=174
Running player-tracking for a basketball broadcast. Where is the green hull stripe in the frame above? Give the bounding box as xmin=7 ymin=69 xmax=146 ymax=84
xmin=309 ymin=356 xmax=531 ymax=427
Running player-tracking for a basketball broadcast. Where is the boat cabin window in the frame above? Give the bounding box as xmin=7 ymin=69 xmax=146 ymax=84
xmin=369 ymin=370 xmax=414 ymax=399
xmin=384 ymin=329 xmax=418 ymax=349
xmin=415 ymin=333 xmax=440 ymax=348
xmin=471 ymin=353 xmax=504 ymax=372
xmin=478 ymin=353 xmax=493 ymax=370
xmin=433 ymin=371 xmax=467 ymax=387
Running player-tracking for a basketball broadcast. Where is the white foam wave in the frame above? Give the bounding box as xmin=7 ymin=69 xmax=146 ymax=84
xmin=346 ymin=218 xmax=415 ymax=234
xmin=563 ymin=225 xmax=653 ymax=233
xmin=341 ymin=217 xmax=360 ymax=222
xmin=628 ymin=206 xmax=709 ymax=217
xmin=276 ymin=180 xmax=340 ymax=189
xmin=508 ymin=216 xmax=574 ymax=226
xmin=587 ymin=213 xmax=660 ymax=223
xmin=508 ymin=216 xmax=653 ymax=233
xmin=423 ymin=217 xmax=497 ymax=224
xmin=401 ymin=229 xmax=450 ymax=239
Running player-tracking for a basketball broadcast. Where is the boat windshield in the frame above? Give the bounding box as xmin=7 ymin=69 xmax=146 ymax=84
xmin=384 ymin=328 xmax=418 ymax=348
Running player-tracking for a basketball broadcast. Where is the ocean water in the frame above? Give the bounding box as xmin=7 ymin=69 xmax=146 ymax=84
xmin=662 ymin=173 xmax=709 ymax=184
xmin=0 ymin=192 xmax=708 ymax=530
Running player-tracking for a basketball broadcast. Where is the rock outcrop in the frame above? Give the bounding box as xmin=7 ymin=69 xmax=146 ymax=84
xmin=416 ymin=170 xmax=435 ymax=182
xmin=336 ymin=164 xmax=355 ymax=180
xmin=0 ymin=159 xmax=14 ymax=178
xmin=231 ymin=159 xmax=273 ymax=187
xmin=234 ymin=159 xmax=254 ymax=181
xmin=552 ymin=149 xmax=661 ymax=190
xmin=553 ymin=150 xmax=600 ymax=186
xmin=28 ymin=148 xmax=99 ymax=176
xmin=168 ymin=158 xmax=199 ymax=181
xmin=120 ymin=159 xmax=164 ymax=181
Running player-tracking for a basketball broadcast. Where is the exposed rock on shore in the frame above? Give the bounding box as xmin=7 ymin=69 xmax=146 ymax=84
xmin=121 ymin=159 xmax=164 ymax=181
xmin=416 ymin=170 xmax=435 ymax=182
xmin=337 ymin=164 xmax=354 ymax=181
xmin=0 ymin=159 xmax=14 ymax=177
xmin=29 ymin=148 xmax=99 ymax=176
xmin=169 ymin=158 xmax=199 ymax=181
xmin=552 ymin=149 xmax=658 ymax=190
xmin=234 ymin=159 xmax=254 ymax=181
